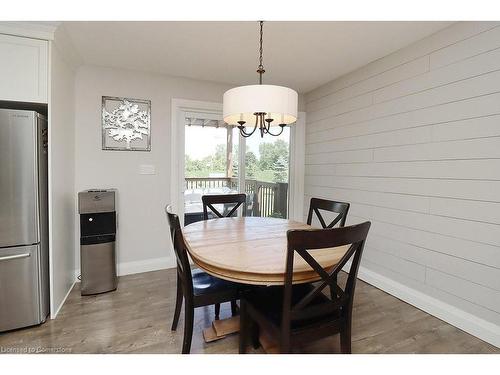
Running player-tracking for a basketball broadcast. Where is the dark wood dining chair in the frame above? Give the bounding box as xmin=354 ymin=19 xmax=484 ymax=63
xmin=202 ymin=193 xmax=247 ymax=220
xmin=165 ymin=205 xmax=241 ymax=354
xmin=201 ymin=194 xmax=246 ymax=318
xmin=239 ymin=221 xmax=371 ymax=354
xmin=306 ymin=197 xmax=351 ymax=290
xmin=307 ymin=197 xmax=350 ymax=228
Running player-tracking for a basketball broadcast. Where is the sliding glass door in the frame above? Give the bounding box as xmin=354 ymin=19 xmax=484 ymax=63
xmin=184 ymin=117 xmax=240 ymax=224
xmin=242 ymin=128 xmax=290 ymax=219
xmin=183 ymin=113 xmax=291 ymax=224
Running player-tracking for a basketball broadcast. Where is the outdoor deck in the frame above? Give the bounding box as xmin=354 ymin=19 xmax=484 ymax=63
xmin=185 ymin=177 xmax=288 ymax=218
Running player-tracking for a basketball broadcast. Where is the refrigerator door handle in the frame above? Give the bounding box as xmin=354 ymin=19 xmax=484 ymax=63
xmin=0 ymin=253 xmax=31 ymax=262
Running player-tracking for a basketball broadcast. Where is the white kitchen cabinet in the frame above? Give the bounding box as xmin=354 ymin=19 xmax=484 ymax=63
xmin=0 ymin=34 xmax=48 ymax=103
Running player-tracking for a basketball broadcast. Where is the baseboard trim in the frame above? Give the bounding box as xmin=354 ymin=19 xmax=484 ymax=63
xmin=357 ymin=265 xmax=500 ymax=348
xmin=74 ymin=256 xmax=176 ymax=283
xmin=117 ymin=256 xmax=176 ymax=276
xmin=51 ymin=280 xmax=75 ymax=319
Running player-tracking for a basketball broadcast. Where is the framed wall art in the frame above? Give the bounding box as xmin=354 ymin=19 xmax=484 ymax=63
xmin=102 ymin=96 xmax=151 ymax=151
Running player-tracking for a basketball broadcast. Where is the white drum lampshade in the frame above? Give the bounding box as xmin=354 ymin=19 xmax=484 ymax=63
xmin=223 ymin=84 xmax=298 ymax=126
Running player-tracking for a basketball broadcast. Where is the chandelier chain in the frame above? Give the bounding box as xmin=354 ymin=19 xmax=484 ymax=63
xmin=257 ymin=20 xmax=265 ymax=84
xmin=259 ymin=20 xmax=263 ymax=69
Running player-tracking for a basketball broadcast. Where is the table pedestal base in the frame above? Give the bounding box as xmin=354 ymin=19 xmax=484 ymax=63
xmin=202 ymin=316 xmax=240 ymax=343
xmin=202 ymin=315 xmax=280 ymax=353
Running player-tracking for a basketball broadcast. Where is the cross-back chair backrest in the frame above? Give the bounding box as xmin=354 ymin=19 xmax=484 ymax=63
xmin=282 ymin=221 xmax=371 ymax=331
xmin=307 ymin=197 xmax=350 ymax=228
xmin=202 ymin=194 xmax=246 ymax=220
xmin=165 ymin=205 xmax=193 ymax=294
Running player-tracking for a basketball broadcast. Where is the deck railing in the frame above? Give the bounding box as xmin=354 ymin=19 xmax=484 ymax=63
xmin=185 ymin=177 xmax=288 ymax=218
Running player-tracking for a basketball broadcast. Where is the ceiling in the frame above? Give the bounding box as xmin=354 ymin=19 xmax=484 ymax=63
xmin=63 ymin=21 xmax=453 ymax=93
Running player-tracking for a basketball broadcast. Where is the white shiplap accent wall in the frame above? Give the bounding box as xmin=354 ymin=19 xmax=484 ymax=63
xmin=304 ymin=22 xmax=500 ymax=347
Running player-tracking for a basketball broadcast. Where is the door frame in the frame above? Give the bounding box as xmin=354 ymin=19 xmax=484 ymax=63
xmin=288 ymin=111 xmax=306 ymax=222
xmin=170 ymin=98 xmax=305 ymax=225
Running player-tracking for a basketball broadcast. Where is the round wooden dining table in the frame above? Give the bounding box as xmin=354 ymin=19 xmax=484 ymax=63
xmin=183 ymin=217 xmax=350 ymax=286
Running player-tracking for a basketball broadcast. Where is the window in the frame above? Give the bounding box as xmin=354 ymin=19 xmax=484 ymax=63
xmin=183 ymin=116 xmax=290 ymax=223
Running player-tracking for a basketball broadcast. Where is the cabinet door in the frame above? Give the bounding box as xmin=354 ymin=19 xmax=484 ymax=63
xmin=0 ymin=34 xmax=48 ymax=103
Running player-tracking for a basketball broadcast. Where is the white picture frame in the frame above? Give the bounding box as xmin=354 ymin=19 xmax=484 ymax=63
xmin=102 ymin=96 xmax=151 ymax=151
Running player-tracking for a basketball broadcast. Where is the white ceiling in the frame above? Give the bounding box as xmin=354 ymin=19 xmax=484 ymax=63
xmin=63 ymin=21 xmax=453 ymax=93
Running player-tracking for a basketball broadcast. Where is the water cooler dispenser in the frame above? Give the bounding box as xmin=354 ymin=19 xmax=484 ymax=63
xmin=78 ymin=189 xmax=118 ymax=295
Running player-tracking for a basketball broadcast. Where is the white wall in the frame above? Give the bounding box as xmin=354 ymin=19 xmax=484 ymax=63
xmin=74 ymin=66 xmax=232 ymax=276
xmin=304 ymin=21 xmax=500 ymax=347
xmin=49 ymin=26 xmax=77 ymax=317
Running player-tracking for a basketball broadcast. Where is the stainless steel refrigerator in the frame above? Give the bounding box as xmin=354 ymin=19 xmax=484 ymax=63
xmin=0 ymin=108 xmax=49 ymax=332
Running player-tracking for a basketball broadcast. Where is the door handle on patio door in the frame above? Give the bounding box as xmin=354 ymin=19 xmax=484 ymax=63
xmin=0 ymin=253 xmax=31 ymax=262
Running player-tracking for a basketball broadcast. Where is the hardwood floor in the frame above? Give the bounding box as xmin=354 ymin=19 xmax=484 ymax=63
xmin=0 ymin=268 xmax=498 ymax=354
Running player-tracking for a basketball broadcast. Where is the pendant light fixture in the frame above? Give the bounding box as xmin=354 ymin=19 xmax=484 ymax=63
xmin=223 ymin=21 xmax=298 ymax=138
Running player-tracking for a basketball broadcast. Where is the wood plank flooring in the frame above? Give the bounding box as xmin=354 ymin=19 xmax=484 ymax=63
xmin=0 ymin=268 xmax=498 ymax=354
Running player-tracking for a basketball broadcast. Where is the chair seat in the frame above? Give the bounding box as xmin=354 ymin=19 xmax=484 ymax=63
xmin=191 ymin=268 xmax=240 ymax=297
xmin=244 ymin=284 xmax=339 ymax=330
